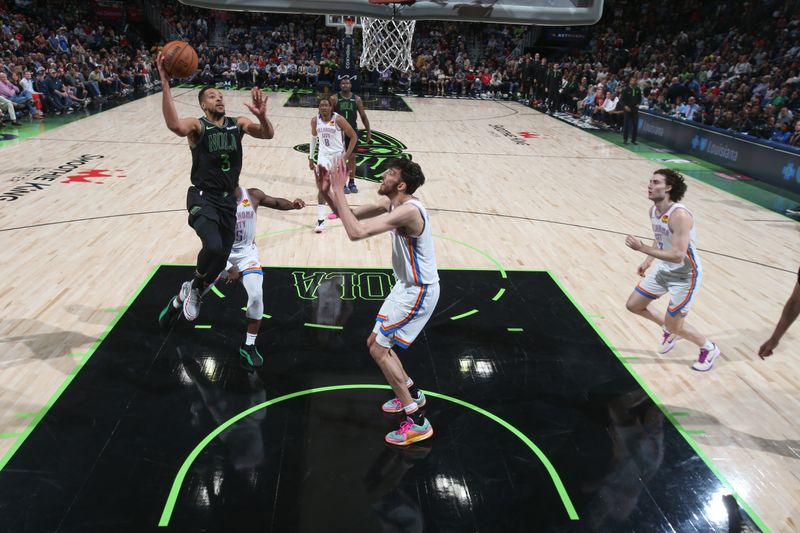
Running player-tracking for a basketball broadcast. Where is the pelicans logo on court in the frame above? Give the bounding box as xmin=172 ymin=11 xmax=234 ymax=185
xmin=293 ymin=129 xmax=411 ymax=183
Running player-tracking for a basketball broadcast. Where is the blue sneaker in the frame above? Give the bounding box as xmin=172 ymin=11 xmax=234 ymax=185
xmin=386 ymin=417 xmax=433 ymax=446
xmin=343 ymin=185 xmax=350 ymax=194
xmin=348 ymin=182 xmax=359 ymax=193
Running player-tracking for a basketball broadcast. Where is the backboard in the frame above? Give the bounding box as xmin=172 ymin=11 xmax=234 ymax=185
xmin=179 ymin=0 xmax=604 ymax=26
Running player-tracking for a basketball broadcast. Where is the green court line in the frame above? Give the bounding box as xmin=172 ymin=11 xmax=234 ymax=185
xmin=303 ymin=322 xmax=343 ymax=330
xmin=65 ymin=352 xmax=87 ymax=358
xmin=239 ymin=306 xmax=271 ymax=319
xmin=0 ymin=433 xmax=22 ymax=438
xmin=211 ymin=285 xmax=225 ymax=298
xmin=620 ymin=356 xmax=640 ymax=361
xmin=433 ymin=234 xmax=508 ymax=279
xmin=157 ymin=384 xmax=578 ymax=526
xmin=0 ymin=264 xmax=160 ymax=473
xmin=546 ymin=270 xmax=772 ymax=533
xmin=450 ymin=309 xmax=479 ymax=321
xmin=671 ymin=412 xmax=690 ymax=417
xmin=507 ymin=327 xmax=524 ymax=332
xmin=683 ymin=429 xmax=707 ymax=435
xmin=492 ymin=288 xmax=506 ymax=301
xmin=14 ymin=412 xmax=38 ymax=418
xmin=193 ymin=325 xmax=212 ymax=329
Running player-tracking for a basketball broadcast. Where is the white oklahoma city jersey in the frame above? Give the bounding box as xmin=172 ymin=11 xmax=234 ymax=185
xmin=221 ymin=187 xmax=262 ymax=277
xmin=316 ymin=112 xmax=345 ymax=159
xmin=391 ymin=199 xmax=439 ymax=285
xmin=650 ymin=202 xmax=701 ymax=274
xmin=234 ymin=187 xmax=257 ymax=247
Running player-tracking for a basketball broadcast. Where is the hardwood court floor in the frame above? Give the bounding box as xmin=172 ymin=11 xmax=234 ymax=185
xmin=0 ymin=89 xmax=798 ymax=531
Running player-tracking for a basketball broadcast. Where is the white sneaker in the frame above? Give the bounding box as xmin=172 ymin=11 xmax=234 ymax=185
xmin=658 ymin=329 xmax=681 ymax=354
xmin=691 ymin=343 xmax=720 ymax=372
xmin=177 ymin=281 xmax=192 ymax=304
xmin=183 ymin=287 xmax=202 ymax=321
xmin=313 ymin=221 xmax=325 ymax=233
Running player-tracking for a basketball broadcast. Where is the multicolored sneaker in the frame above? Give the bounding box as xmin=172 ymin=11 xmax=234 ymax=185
xmin=658 ymin=329 xmax=681 ymax=354
xmin=313 ymin=220 xmax=325 ymax=233
xmin=385 ymin=417 xmax=433 ymax=446
xmin=691 ymin=343 xmax=720 ymax=372
xmin=239 ymin=343 xmax=264 ymax=369
xmin=381 ymin=391 xmax=427 ymax=413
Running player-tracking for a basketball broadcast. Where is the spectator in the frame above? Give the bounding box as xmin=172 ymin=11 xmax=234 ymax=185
xmin=770 ymin=122 xmax=792 ymax=144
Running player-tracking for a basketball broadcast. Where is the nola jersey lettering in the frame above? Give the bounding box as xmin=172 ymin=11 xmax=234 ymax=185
xmin=190 ymin=116 xmax=244 ymax=192
xmin=335 ymin=94 xmax=358 ymax=130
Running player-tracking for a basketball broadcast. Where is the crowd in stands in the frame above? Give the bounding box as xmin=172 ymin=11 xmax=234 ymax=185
xmin=0 ymin=0 xmax=157 ymax=128
xmin=516 ymin=0 xmax=800 ymax=147
xmin=2 ymin=0 xmax=799 ymax=149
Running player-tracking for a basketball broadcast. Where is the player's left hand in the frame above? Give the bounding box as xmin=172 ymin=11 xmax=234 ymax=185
xmin=315 ymin=168 xmax=331 ymax=194
xmin=244 ymin=87 xmax=268 ymax=119
xmin=226 ymin=266 xmax=240 ymax=283
xmin=625 ymin=235 xmax=643 ymax=251
xmin=758 ymin=337 xmax=777 ymax=359
xmin=292 ymin=198 xmax=306 ymax=210
xmin=328 ymin=155 xmax=348 ymax=191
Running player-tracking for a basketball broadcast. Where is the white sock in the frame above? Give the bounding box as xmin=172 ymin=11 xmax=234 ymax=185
xmin=172 ymin=296 xmax=181 ymax=309
xmin=245 ymin=333 xmax=257 ymax=346
xmin=403 ymin=401 xmax=418 ymax=414
xmin=405 ymin=378 xmax=413 ymax=387
xmin=317 ymin=203 xmax=326 ymax=222
xmin=702 ymin=340 xmax=714 ymax=350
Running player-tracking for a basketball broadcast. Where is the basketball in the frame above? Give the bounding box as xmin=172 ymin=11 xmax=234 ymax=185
xmin=161 ymin=41 xmax=198 ymax=78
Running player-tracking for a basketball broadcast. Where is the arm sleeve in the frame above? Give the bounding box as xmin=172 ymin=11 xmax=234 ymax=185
xmin=309 ymin=135 xmax=317 ymax=160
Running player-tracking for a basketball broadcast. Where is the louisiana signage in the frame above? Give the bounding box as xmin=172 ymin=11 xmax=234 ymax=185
xmin=636 ymin=111 xmax=800 ymax=195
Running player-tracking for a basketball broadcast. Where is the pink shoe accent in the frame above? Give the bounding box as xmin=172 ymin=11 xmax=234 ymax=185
xmin=327 ymin=212 xmax=338 ymax=220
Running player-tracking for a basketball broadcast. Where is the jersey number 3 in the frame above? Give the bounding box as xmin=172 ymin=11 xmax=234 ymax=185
xmin=220 ymin=154 xmax=231 ymax=172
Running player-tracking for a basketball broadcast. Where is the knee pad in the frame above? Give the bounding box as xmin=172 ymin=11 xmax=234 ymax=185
xmin=243 ymin=274 xmax=264 ymax=319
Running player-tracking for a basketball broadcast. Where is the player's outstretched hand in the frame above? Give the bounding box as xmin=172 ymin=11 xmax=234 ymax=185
xmin=244 ymin=87 xmax=268 ymax=119
xmin=155 ymin=52 xmax=168 ymax=79
xmin=328 ymin=155 xmax=348 ymax=192
xmin=757 ymin=338 xmax=777 ymax=359
xmin=292 ymin=198 xmax=306 ymax=210
xmin=625 ymin=235 xmax=643 ymax=251
xmin=315 ymin=167 xmax=330 ymax=194
xmin=226 ymin=266 xmax=240 ymax=284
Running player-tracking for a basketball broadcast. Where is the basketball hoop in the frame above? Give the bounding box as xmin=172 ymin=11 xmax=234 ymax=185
xmin=361 ymin=0 xmax=416 ymax=72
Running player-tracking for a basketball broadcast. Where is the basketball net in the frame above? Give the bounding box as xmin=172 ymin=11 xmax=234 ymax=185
xmin=360 ymin=14 xmax=415 ymax=72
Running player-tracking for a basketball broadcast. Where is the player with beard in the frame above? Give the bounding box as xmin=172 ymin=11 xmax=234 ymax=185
xmin=156 ymin=52 xmax=275 ymax=322
xmin=318 ymin=157 xmax=439 ymax=446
